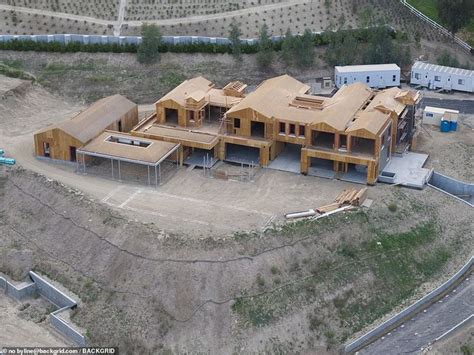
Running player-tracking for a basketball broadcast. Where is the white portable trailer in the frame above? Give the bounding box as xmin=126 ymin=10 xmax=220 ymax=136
xmin=411 ymin=61 xmax=474 ymax=93
xmin=334 ymin=64 xmax=401 ymax=89
xmin=423 ymin=106 xmax=459 ymax=126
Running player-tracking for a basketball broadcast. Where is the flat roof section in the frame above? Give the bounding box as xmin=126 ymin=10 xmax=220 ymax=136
xmin=335 ymin=64 xmax=400 ymax=73
xmin=77 ymin=131 xmax=179 ymax=166
xmin=139 ymin=125 xmax=219 ymax=149
xmin=424 ymin=106 xmax=459 ymax=114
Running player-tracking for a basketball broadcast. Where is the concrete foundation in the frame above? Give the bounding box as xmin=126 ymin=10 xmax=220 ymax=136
xmin=379 ymin=152 xmax=431 ymax=189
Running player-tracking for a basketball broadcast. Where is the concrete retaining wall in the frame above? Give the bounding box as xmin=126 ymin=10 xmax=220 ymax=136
xmin=0 ymin=275 xmax=36 ymax=301
xmin=344 ymin=256 xmax=474 ymax=354
xmin=50 ymin=307 xmax=87 ymax=347
xmin=429 ymin=172 xmax=474 ymax=207
xmin=0 ymin=272 xmax=86 ymax=346
xmin=29 ymin=271 xmax=76 ymax=308
xmin=28 ymin=271 xmax=86 ymax=346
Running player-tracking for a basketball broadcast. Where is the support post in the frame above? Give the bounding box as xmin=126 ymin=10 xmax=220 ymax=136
xmin=158 ymin=164 xmax=161 ymax=185
xmin=147 ymin=165 xmax=150 ymax=186
xmin=118 ymin=160 xmax=121 ymax=182
xmin=111 ymin=159 xmax=114 ymax=180
xmin=155 ymin=165 xmax=158 ymax=187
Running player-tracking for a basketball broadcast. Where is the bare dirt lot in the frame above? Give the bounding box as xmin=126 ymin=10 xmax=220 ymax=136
xmin=0 ymin=293 xmax=66 ymax=347
xmin=0 ymin=73 xmax=472 ymax=353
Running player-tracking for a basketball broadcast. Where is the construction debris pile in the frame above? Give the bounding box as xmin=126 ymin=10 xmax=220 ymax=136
xmin=285 ymin=187 xmax=368 ymax=220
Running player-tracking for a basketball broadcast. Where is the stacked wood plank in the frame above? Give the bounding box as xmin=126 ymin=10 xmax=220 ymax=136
xmin=286 ymin=187 xmax=368 ymax=219
xmin=316 ymin=187 xmax=368 ymax=213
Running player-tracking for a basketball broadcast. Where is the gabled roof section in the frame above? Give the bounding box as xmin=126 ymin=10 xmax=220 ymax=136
xmin=156 ymin=76 xmax=214 ymax=106
xmin=226 ymin=75 xmax=310 ymax=118
xmin=315 ymin=83 xmax=374 ymax=131
xmin=346 ymin=110 xmax=391 ymax=137
xmin=35 ymin=94 xmax=137 ymax=144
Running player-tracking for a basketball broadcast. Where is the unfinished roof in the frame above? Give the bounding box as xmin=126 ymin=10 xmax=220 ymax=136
xmin=412 ymin=61 xmax=474 ymax=77
xmin=36 ymin=95 xmax=137 ymax=143
xmin=208 ymin=88 xmax=243 ymax=108
xmin=156 ymin=76 xmax=214 ymax=106
xmin=366 ymin=87 xmax=406 ymax=115
xmin=223 ymin=81 xmax=247 ymax=97
xmin=335 ymin=64 xmax=400 ymax=73
xmin=315 ymin=83 xmax=374 ymax=131
xmin=227 ymin=76 xmax=384 ymax=132
xmin=78 ymin=131 xmax=179 ymax=166
xmin=140 ymin=124 xmax=219 ymax=149
xmin=226 ymin=75 xmax=311 ymax=118
xmin=346 ymin=110 xmax=391 ymax=137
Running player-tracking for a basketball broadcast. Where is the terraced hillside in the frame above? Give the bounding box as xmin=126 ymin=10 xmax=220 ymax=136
xmin=0 ymin=0 xmax=119 ymax=20
xmin=125 ymin=0 xmax=287 ymax=21
xmin=0 ymin=0 xmax=447 ymax=41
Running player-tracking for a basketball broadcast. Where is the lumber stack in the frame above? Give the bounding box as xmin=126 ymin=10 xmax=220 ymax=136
xmin=285 ymin=187 xmax=368 ymax=219
xmin=314 ymin=187 xmax=368 ymax=213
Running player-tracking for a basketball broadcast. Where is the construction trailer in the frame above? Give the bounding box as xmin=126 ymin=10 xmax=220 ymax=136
xmin=34 ymin=95 xmax=138 ymax=162
xmin=334 ymin=64 xmax=401 ymax=89
xmin=411 ymin=61 xmax=474 ymax=93
xmin=423 ymin=106 xmax=459 ymax=127
xmin=139 ymin=75 xmax=420 ymax=185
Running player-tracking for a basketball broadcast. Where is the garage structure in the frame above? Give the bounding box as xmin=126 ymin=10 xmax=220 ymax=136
xmin=411 ymin=61 xmax=474 ymax=93
xmin=76 ymin=131 xmax=180 ymax=186
xmin=34 ymin=95 xmax=138 ymax=162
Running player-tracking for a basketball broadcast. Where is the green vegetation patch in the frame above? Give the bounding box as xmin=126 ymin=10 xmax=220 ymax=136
xmin=407 ymin=0 xmax=440 ymax=22
xmin=0 ymin=62 xmax=35 ymax=81
xmin=231 ymin=219 xmax=450 ymax=338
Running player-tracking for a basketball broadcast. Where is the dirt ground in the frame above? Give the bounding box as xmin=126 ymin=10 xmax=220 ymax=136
xmin=0 ymin=70 xmax=472 ymax=353
xmin=415 ymin=114 xmax=474 ymax=182
xmin=425 ymin=324 xmax=474 ymax=355
xmin=0 ymin=294 xmax=67 ymax=347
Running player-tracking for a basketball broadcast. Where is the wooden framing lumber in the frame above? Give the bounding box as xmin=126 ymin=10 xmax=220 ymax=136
xmin=316 ymin=203 xmax=341 ymax=214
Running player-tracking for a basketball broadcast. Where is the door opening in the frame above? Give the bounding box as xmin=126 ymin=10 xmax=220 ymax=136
xmin=43 ymin=142 xmax=50 ymax=158
xmin=69 ymin=146 xmax=77 ymax=162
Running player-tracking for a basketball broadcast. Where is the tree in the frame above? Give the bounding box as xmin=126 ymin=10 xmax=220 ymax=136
xmin=256 ymin=24 xmax=274 ymax=69
xmin=137 ymin=23 xmax=161 ymax=64
xmin=437 ymin=0 xmax=474 ymax=36
xmin=437 ymin=50 xmax=460 ymax=67
xmin=295 ymin=29 xmax=315 ymax=68
xmin=324 ymin=31 xmax=358 ymax=66
xmin=229 ymin=21 xmax=242 ymax=62
xmin=363 ymin=26 xmax=396 ymax=64
xmin=281 ymin=28 xmax=295 ymax=67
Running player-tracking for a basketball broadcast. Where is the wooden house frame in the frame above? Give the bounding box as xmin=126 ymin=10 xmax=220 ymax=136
xmin=34 ymin=95 xmax=139 ymax=162
xmin=136 ymin=75 xmax=420 ymax=185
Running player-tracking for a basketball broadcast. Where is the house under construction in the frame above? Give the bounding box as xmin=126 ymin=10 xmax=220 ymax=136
xmin=132 ymin=75 xmax=420 ymax=184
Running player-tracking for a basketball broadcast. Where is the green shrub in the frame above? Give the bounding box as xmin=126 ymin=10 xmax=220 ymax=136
xmin=388 ymin=203 xmax=398 ymax=212
xmin=270 ymin=266 xmax=280 ymax=275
